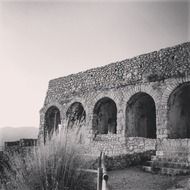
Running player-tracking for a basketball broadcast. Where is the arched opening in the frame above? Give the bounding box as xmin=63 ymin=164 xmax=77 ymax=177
xmin=66 ymin=102 xmax=86 ymax=129
xmin=125 ymin=93 xmax=156 ymax=138
xmin=44 ymin=106 xmax=61 ymax=140
xmin=167 ymin=83 xmax=190 ymax=138
xmin=93 ymin=97 xmax=117 ymax=134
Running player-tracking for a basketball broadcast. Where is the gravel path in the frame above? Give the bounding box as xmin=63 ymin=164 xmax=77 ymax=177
xmin=108 ymin=167 xmax=188 ymax=190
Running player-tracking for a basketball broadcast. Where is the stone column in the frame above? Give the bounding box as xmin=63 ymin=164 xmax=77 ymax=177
xmin=156 ymin=104 xmax=169 ymax=139
xmin=116 ymin=108 xmax=125 ymax=136
xmin=38 ymin=110 xmax=45 ymax=144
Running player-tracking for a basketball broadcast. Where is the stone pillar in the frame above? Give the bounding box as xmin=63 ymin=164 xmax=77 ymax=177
xmin=156 ymin=105 xmax=168 ymax=139
xmin=116 ymin=108 xmax=125 ymax=136
xmin=84 ymin=109 xmax=95 ymax=143
xmin=38 ymin=109 xmax=47 ymax=145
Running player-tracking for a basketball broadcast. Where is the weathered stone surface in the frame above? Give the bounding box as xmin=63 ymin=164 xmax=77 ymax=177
xmin=44 ymin=42 xmax=190 ymax=105
xmin=39 ymin=42 xmax=190 ymax=160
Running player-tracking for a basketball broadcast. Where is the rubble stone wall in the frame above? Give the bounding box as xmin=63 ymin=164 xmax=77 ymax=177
xmin=44 ymin=42 xmax=190 ymax=106
xmin=82 ymin=136 xmax=156 ymax=157
xmin=39 ymin=42 xmax=190 ymax=158
xmin=156 ymin=139 xmax=190 ymax=162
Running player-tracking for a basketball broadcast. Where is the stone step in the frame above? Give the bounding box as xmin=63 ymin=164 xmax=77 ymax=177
xmin=142 ymin=164 xmax=190 ymax=176
xmin=148 ymin=161 xmax=190 ymax=170
xmin=159 ymin=167 xmax=190 ymax=176
xmin=153 ymin=156 xmax=189 ymax=163
xmin=142 ymin=166 xmax=153 ymax=173
xmin=151 ymin=155 xmax=157 ymax=161
xmin=143 ymin=161 xmax=152 ymax=166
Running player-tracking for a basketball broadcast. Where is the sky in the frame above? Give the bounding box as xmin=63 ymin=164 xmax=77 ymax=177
xmin=0 ymin=0 xmax=189 ymax=128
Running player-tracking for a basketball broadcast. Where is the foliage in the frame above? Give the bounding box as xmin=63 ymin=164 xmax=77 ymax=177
xmin=4 ymin=126 xmax=95 ymax=190
xmin=0 ymin=151 xmax=11 ymax=184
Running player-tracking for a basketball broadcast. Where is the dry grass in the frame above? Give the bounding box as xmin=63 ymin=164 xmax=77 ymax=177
xmin=0 ymin=151 xmax=10 ymax=185
xmin=4 ymin=125 xmax=95 ymax=190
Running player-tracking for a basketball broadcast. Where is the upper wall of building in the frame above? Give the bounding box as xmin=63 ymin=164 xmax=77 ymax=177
xmin=45 ymin=42 xmax=190 ymax=105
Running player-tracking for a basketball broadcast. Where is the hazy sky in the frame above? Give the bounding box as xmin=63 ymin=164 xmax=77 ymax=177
xmin=0 ymin=0 xmax=189 ymax=128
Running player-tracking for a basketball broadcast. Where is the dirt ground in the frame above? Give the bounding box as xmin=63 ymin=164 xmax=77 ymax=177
xmin=108 ymin=167 xmax=189 ymax=190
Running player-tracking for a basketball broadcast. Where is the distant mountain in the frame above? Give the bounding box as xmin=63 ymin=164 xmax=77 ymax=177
xmin=0 ymin=127 xmax=39 ymax=148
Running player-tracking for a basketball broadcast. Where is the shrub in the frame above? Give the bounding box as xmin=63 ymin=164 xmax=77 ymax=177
xmin=0 ymin=151 xmax=11 ymax=185
xmin=4 ymin=126 xmax=96 ymax=190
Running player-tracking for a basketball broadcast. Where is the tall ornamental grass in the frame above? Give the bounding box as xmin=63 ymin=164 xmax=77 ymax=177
xmin=4 ymin=125 xmax=95 ymax=190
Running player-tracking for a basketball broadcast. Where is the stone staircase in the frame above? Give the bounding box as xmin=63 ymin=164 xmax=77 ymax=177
xmin=142 ymin=154 xmax=190 ymax=175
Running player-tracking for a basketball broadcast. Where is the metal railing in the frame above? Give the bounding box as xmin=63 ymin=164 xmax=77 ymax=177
xmin=97 ymin=152 xmax=110 ymax=190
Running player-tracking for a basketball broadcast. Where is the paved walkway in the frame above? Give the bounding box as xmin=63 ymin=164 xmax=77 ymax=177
xmin=108 ymin=167 xmax=188 ymax=190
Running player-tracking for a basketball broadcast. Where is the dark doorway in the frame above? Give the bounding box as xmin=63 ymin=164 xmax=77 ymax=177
xmin=125 ymin=93 xmax=156 ymax=138
xmin=93 ymin=97 xmax=117 ymax=134
xmin=168 ymin=83 xmax=190 ymax=138
xmin=45 ymin=106 xmax=61 ymax=140
xmin=66 ymin=102 xmax=86 ymax=129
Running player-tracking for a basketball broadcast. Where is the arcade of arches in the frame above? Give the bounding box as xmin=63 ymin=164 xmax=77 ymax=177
xmin=44 ymin=83 xmax=190 ymax=140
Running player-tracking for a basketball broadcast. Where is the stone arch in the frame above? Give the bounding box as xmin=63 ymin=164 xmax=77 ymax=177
xmin=121 ymin=84 xmax=160 ymax=136
xmin=90 ymin=91 xmax=120 ymax=110
xmin=42 ymin=102 xmax=63 ymax=121
xmin=167 ymin=82 xmax=190 ymax=138
xmin=92 ymin=97 xmax=117 ymax=134
xmin=125 ymin=92 xmax=156 ymax=138
xmin=39 ymin=102 xmax=63 ymax=143
xmin=160 ymin=76 xmax=190 ymax=138
xmin=44 ymin=106 xmax=61 ymax=140
xmin=66 ymin=98 xmax=87 ymax=113
xmin=66 ymin=102 xmax=86 ymax=129
xmin=123 ymin=84 xmax=160 ymax=105
xmin=161 ymin=77 xmax=190 ymax=106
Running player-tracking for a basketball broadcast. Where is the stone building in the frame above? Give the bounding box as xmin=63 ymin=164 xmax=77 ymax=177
xmin=39 ymin=42 xmax=190 ymax=166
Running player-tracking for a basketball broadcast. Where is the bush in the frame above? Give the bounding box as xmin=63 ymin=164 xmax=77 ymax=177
xmin=4 ymin=126 xmax=96 ymax=190
xmin=104 ymin=150 xmax=156 ymax=170
xmin=0 ymin=151 xmax=11 ymax=185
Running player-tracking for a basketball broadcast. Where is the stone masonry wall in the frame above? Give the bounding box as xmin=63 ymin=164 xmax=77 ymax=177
xmin=44 ymin=42 xmax=190 ymax=105
xmin=82 ymin=136 xmax=156 ymax=157
xmin=39 ymin=42 xmax=190 ymax=158
xmin=156 ymin=139 xmax=190 ymax=162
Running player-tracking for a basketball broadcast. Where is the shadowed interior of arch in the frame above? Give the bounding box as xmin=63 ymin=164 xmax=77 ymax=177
xmin=66 ymin=102 xmax=86 ymax=129
xmin=93 ymin=97 xmax=117 ymax=134
xmin=45 ymin=106 xmax=61 ymax=139
xmin=125 ymin=93 xmax=156 ymax=138
xmin=168 ymin=83 xmax=190 ymax=139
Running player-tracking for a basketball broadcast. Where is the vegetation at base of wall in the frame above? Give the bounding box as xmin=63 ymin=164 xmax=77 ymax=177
xmin=2 ymin=126 xmax=96 ymax=190
xmin=0 ymin=152 xmax=11 ymax=185
xmin=88 ymin=150 xmax=155 ymax=171
xmin=105 ymin=150 xmax=156 ymax=170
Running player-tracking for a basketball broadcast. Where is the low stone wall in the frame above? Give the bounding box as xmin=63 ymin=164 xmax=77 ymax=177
xmin=3 ymin=139 xmax=37 ymax=156
xmin=4 ymin=139 xmax=37 ymax=150
xmin=125 ymin=137 xmax=156 ymax=153
xmin=82 ymin=136 xmax=156 ymax=157
xmin=156 ymin=139 xmax=190 ymax=162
